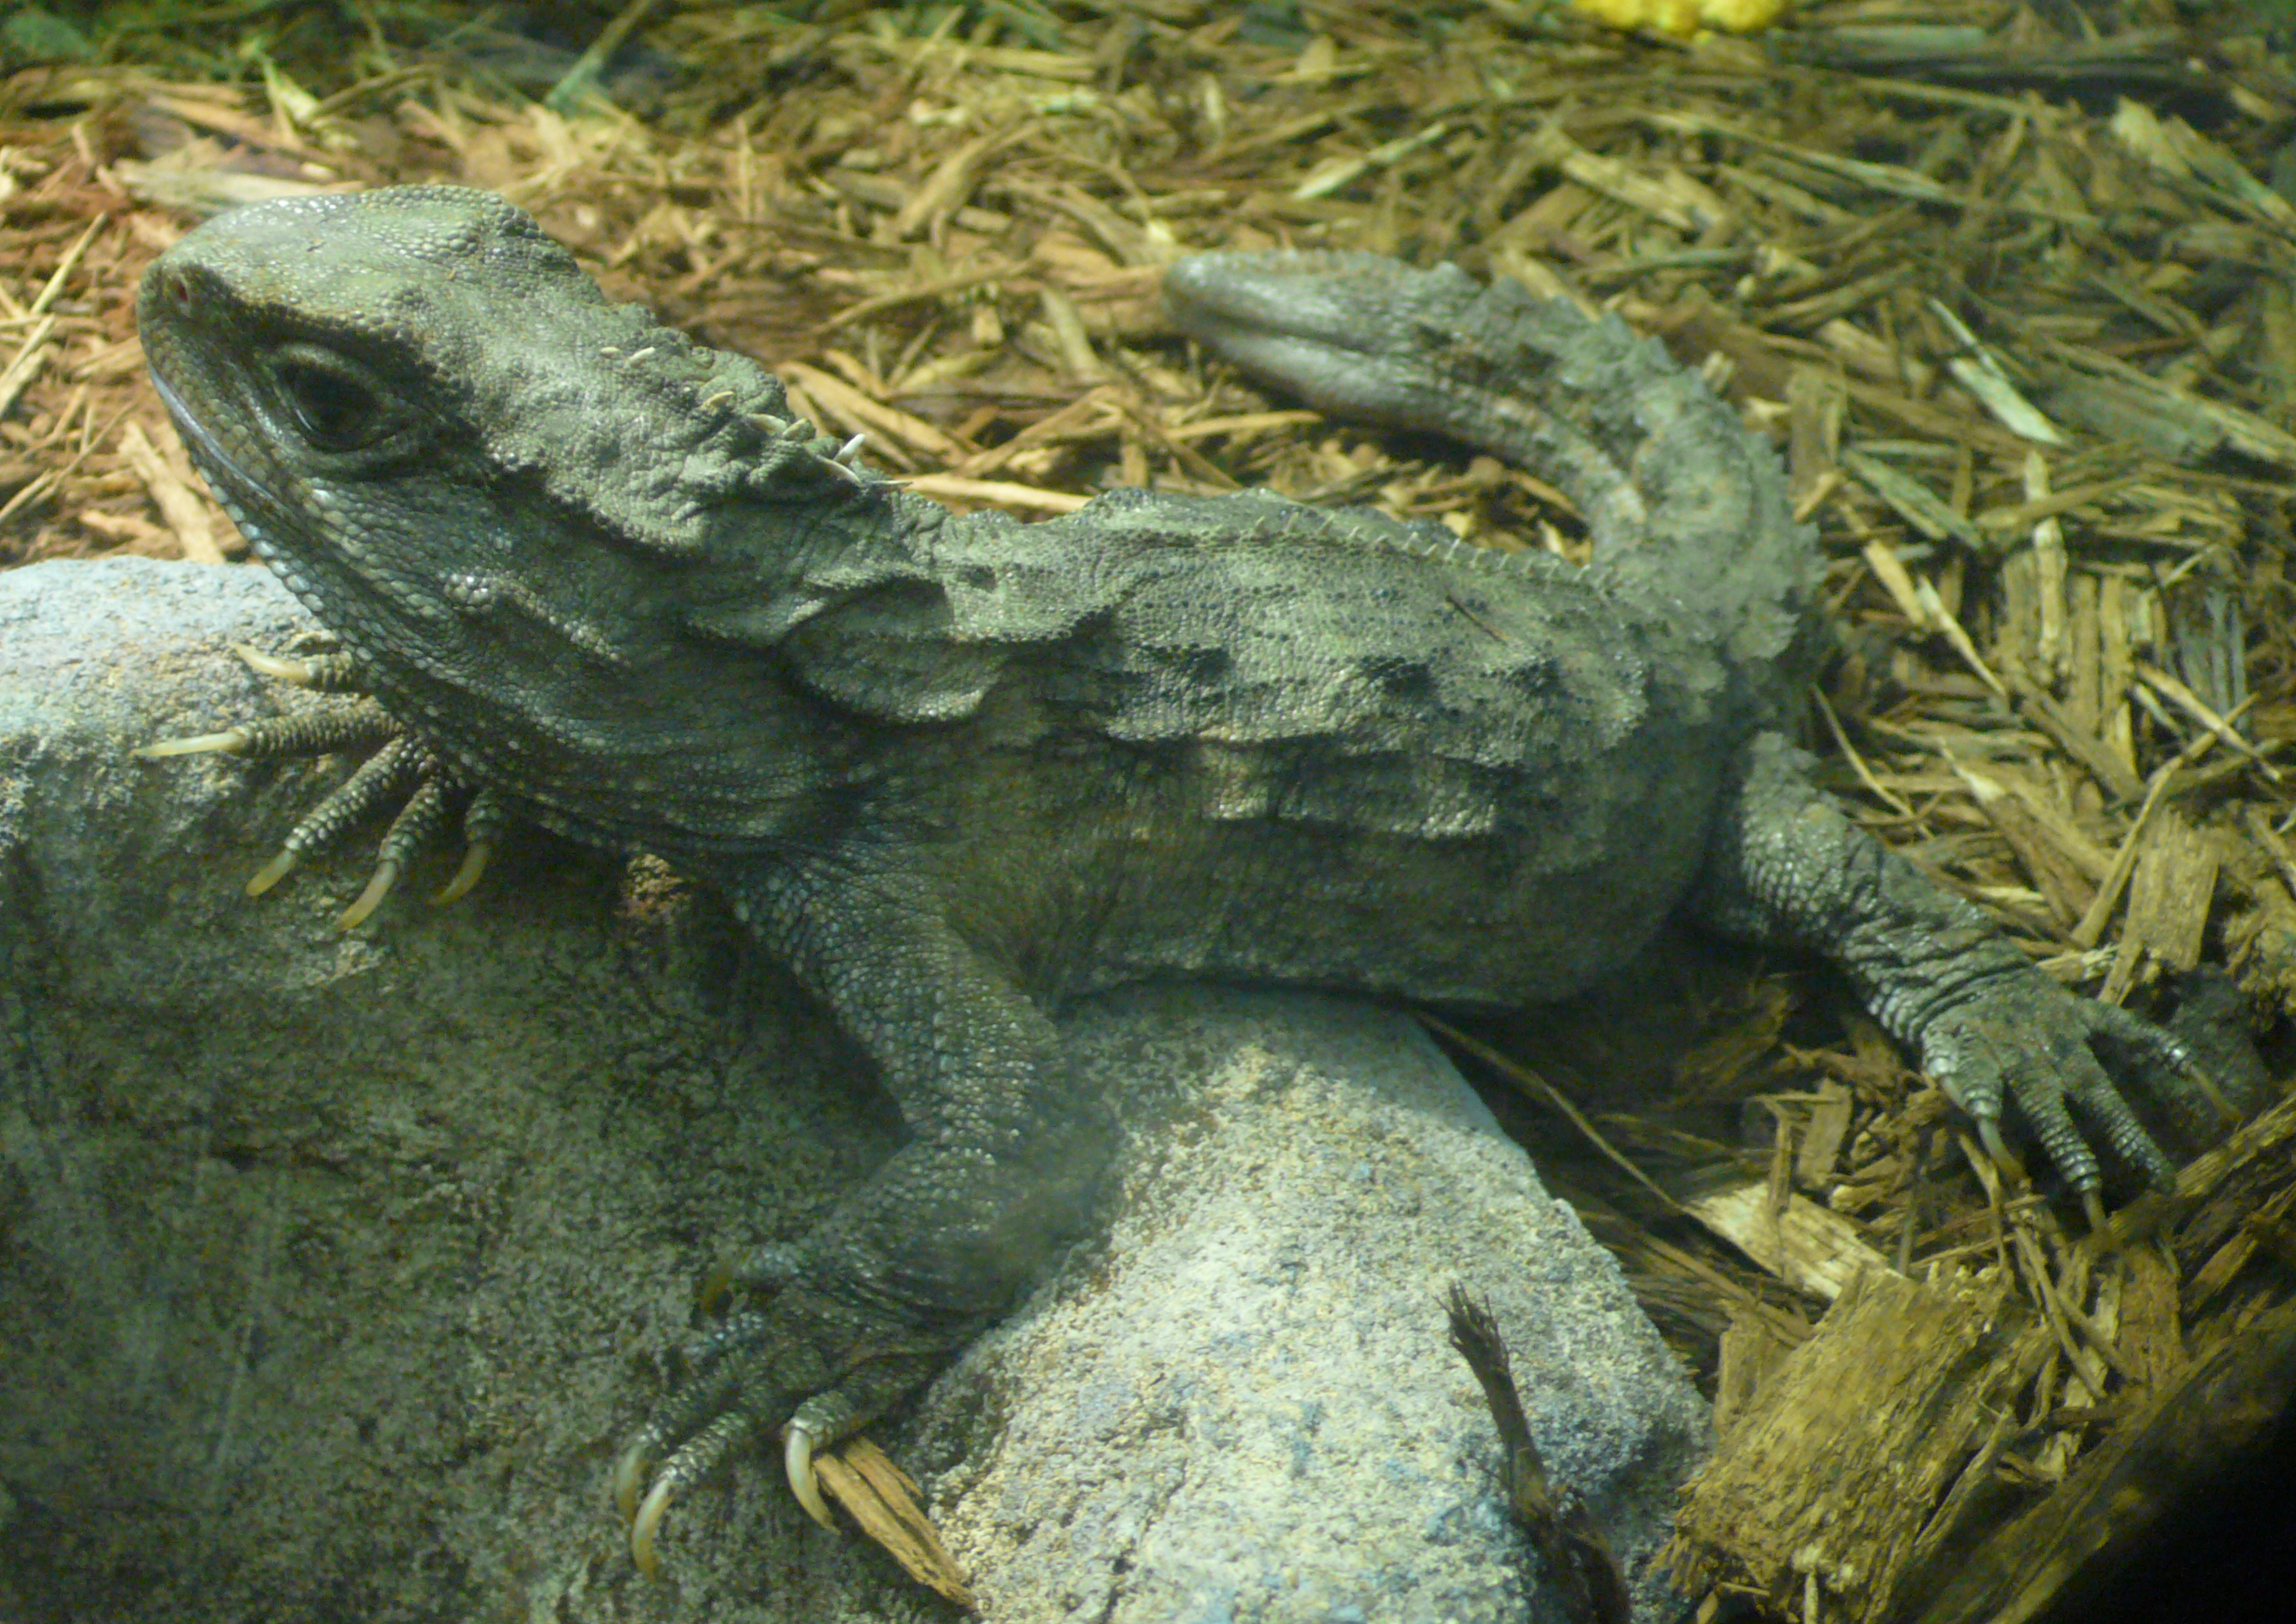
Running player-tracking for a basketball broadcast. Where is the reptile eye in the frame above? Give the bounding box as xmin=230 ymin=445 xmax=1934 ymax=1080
xmin=272 ymin=349 xmax=381 ymax=453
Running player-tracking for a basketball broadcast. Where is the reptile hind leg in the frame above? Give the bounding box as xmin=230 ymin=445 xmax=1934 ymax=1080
xmin=135 ymin=642 xmax=510 ymax=925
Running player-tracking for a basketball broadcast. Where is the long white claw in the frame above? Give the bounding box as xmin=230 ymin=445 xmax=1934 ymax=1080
xmin=2081 ymin=1189 xmax=2110 ymax=1233
xmin=1976 ymin=1115 xmax=2021 ymax=1180
xmin=431 ymin=841 xmax=493 ymax=906
xmin=133 ymin=728 xmax=251 ymax=759
xmin=612 ymin=1443 xmax=651 ymax=1522
xmin=336 ymin=859 xmax=402 ymax=930
xmin=632 ymin=1478 xmax=675 ymax=1577
xmin=785 ymin=1422 xmax=836 ymax=1530
xmin=231 ymin=643 xmax=317 ymax=684
xmin=245 ymin=850 xmax=298 ymax=896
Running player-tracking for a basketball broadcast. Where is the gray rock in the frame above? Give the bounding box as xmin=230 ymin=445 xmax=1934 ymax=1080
xmin=0 ymin=558 xmax=1708 ymax=1623
xmin=922 ymin=994 xmax=1707 ymax=1624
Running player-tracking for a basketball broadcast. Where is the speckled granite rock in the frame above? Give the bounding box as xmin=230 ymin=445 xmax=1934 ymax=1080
xmin=0 ymin=557 xmax=1707 ymax=1624
xmin=917 ymin=989 xmax=1708 ymax=1624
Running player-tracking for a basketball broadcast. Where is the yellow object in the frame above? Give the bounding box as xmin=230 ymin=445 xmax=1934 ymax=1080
xmin=1572 ymin=0 xmax=1784 ymax=38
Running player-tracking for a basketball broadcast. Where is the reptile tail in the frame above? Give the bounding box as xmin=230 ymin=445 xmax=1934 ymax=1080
xmin=1164 ymin=251 xmax=1816 ymax=708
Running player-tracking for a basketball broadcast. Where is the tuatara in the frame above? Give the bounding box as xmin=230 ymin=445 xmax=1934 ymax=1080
xmin=135 ymin=186 xmax=2211 ymax=1569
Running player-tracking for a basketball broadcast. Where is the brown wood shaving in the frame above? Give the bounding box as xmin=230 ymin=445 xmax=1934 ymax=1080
xmin=814 ymin=1436 xmax=976 ymax=1608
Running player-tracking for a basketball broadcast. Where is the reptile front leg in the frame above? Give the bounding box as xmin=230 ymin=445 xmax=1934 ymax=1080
xmin=136 ymin=642 xmax=510 ymax=924
xmin=1694 ymin=732 xmax=2219 ymax=1211
xmin=614 ymin=850 xmax=1097 ymax=1571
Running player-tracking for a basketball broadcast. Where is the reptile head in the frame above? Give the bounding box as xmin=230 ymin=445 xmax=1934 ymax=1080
xmin=138 ymin=185 xmax=873 ymax=849
xmin=144 ymin=186 xmax=656 ymax=672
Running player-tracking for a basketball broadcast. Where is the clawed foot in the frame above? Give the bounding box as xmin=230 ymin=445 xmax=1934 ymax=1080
xmin=134 ymin=642 xmax=507 ymax=926
xmin=612 ymin=1279 xmax=957 ymax=1575
xmin=1920 ymin=967 xmax=2232 ymax=1210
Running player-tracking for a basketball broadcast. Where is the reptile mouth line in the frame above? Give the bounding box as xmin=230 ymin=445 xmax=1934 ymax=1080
xmin=147 ymin=368 xmax=287 ymax=533
xmin=147 ymin=363 xmax=444 ymax=655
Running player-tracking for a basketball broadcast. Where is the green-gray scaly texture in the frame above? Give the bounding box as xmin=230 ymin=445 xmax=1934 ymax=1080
xmin=135 ymin=187 xmax=2208 ymax=1538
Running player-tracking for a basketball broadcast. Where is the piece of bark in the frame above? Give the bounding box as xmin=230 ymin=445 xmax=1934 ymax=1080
xmin=815 ymin=1438 xmax=976 ymax=1607
xmin=1680 ymin=1177 xmax=1895 ymax=1302
xmin=1711 ymin=1306 xmax=1797 ymax=1435
xmin=1669 ymin=1268 xmax=2050 ymax=1622
xmin=1903 ymin=1292 xmax=2296 ymax=1624
xmin=2106 ymin=807 xmax=2218 ymax=1001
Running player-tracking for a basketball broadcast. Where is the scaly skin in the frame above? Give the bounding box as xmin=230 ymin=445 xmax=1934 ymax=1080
xmin=136 ymin=190 xmax=2207 ymax=1568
